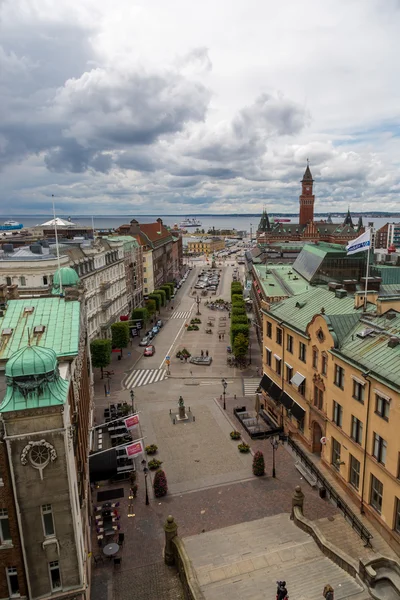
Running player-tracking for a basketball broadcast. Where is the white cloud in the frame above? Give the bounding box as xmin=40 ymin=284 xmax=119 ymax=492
xmin=1 ymin=0 xmax=400 ymax=215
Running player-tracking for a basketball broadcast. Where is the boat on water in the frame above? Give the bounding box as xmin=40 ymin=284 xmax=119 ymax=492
xmin=274 ymin=218 xmax=291 ymax=223
xmin=0 ymin=220 xmax=24 ymax=231
xmin=180 ymin=217 xmax=202 ymax=228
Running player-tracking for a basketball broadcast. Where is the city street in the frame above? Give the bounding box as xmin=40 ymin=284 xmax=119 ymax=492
xmin=90 ymin=255 xmax=377 ymax=600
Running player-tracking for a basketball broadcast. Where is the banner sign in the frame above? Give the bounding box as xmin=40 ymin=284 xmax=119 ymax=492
xmin=125 ymin=441 xmax=144 ymax=458
xmin=124 ymin=414 xmax=139 ymax=430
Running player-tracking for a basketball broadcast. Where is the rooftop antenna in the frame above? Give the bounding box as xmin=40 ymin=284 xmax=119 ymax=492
xmin=52 ymin=195 xmax=63 ymax=297
xmin=307 ymin=157 xmax=310 ymax=166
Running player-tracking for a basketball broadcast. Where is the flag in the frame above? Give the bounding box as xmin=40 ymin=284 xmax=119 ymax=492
xmin=124 ymin=414 xmax=139 ymax=430
xmin=346 ymin=229 xmax=371 ymax=255
xmin=126 ymin=441 xmax=144 ymax=457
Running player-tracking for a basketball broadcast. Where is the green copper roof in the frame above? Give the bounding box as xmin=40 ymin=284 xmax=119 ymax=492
xmin=325 ymin=313 xmax=361 ymax=346
xmin=265 ymin=287 xmax=362 ymax=334
xmin=0 ymin=298 xmax=80 ymax=361
xmin=254 ymin=264 xmax=309 ymax=298
xmin=6 ymin=346 xmax=57 ymax=378
xmin=103 ymin=235 xmax=139 ymax=250
xmin=52 ymin=267 xmax=80 ymax=294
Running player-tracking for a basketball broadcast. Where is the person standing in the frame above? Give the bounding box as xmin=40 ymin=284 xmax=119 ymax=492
xmin=323 ymin=585 xmax=334 ymax=600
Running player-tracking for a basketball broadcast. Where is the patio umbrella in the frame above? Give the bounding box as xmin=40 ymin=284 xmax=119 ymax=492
xmin=255 ymin=393 xmax=261 ymax=422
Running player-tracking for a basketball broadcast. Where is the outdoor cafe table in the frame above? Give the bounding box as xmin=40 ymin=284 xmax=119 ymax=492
xmin=103 ymin=543 xmax=119 ymax=557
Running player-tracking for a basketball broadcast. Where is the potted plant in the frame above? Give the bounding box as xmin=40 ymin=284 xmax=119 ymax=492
xmin=230 ymin=431 xmax=241 ymax=440
xmin=238 ymin=442 xmax=250 ymax=453
xmin=148 ymin=458 xmax=163 ymax=470
xmin=145 ymin=444 xmax=158 ymax=455
xmin=153 ymin=469 xmax=168 ymax=497
xmin=252 ymin=451 xmax=265 ymax=476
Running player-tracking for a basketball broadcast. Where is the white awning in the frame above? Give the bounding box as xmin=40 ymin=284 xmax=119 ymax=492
xmin=291 ymin=372 xmax=305 ymax=387
xmin=273 ymin=354 xmax=281 ymax=361
xmin=285 ymin=363 xmax=293 ymax=369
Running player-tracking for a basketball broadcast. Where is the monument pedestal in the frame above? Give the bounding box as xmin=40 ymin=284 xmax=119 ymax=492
xmin=176 ymin=405 xmax=188 ymax=421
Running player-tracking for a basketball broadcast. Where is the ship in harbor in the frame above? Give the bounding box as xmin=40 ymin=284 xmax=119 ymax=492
xmin=0 ymin=220 xmax=24 ymax=231
xmin=179 ymin=217 xmax=202 ymax=228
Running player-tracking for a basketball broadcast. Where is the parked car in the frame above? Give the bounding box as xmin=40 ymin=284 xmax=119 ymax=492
xmin=152 ymin=326 xmax=159 ymax=335
xmin=146 ymin=330 xmax=155 ymax=340
xmin=139 ymin=335 xmax=150 ymax=346
xmin=144 ymin=345 xmax=155 ymax=356
xmin=157 ymin=319 xmax=163 ymax=328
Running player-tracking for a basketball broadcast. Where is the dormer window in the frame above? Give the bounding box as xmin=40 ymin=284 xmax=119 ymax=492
xmin=2 ymin=328 xmax=13 ymax=336
xmin=24 ymin=306 xmax=34 ymax=314
xmin=34 ymin=326 xmax=45 ymax=334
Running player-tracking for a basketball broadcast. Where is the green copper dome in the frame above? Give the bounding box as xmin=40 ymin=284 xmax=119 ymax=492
xmin=52 ymin=267 xmax=80 ymax=294
xmin=6 ymin=346 xmax=58 ymax=378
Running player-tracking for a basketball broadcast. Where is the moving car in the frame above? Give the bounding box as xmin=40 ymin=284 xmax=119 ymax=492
xmin=143 ymin=345 xmax=155 ymax=356
xmin=157 ymin=319 xmax=163 ymax=328
xmin=139 ymin=335 xmax=151 ymax=346
xmin=152 ymin=326 xmax=159 ymax=335
xmin=189 ymin=356 xmax=212 ymax=366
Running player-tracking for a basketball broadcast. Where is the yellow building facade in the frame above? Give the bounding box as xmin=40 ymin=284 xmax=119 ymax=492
xmin=261 ymin=286 xmax=400 ymax=554
xmin=186 ymin=238 xmax=225 ymax=255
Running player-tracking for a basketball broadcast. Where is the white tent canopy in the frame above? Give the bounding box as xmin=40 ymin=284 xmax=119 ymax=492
xmin=41 ymin=217 xmax=75 ymax=227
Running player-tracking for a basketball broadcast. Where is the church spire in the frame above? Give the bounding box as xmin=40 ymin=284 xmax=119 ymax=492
xmin=343 ymin=206 xmax=354 ymax=227
xmin=357 ymin=215 xmax=364 ymax=231
xmin=302 ymin=159 xmax=313 ymax=182
xmin=258 ymin=206 xmax=270 ymax=232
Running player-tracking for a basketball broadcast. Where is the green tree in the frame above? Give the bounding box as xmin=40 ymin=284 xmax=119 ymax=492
xmin=111 ymin=322 xmax=130 ymax=357
xmin=131 ymin=307 xmax=149 ymax=325
xmin=232 ymin=331 xmax=249 ymax=358
xmin=148 ymin=293 xmax=161 ymax=311
xmin=231 ymin=314 xmax=248 ymax=325
xmin=145 ymin=298 xmax=157 ymax=317
xmin=160 ymin=284 xmax=171 ymax=301
xmin=153 ymin=289 xmax=166 ymax=306
xmin=231 ymin=306 xmax=247 ymax=317
xmin=166 ymin=282 xmax=175 ymax=294
xmin=231 ymin=324 xmax=249 ymax=346
xmin=90 ymin=339 xmax=111 ymax=378
xmin=232 ymin=295 xmax=245 ymax=305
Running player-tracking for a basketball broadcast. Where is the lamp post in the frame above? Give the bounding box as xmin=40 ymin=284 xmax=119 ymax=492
xmin=249 ymin=338 xmax=252 ymax=365
xmin=141 ymin=459 xmax=149 ymax=505
xmin=222 ymin=378 xmax=228 ymax=410
xmin=196 ymin=296 xmax=201 ymax=315
xmin=130 ymin=389 xmax=135 ymax=413
xmin=270 ymin=437 xmax=279 ymax=478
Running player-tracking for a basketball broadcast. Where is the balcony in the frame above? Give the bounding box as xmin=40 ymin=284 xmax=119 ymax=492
xmin=100 ymin=281 xmax=112 ymax=291
xmin=101 ymin=299 xmax=113 ymax=311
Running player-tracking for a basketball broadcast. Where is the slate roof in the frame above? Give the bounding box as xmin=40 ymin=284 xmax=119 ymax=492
xmin=0 ymin=298 xmax=80 ymax=361
xmin=265 ymin=287 xmax=361 ymax=334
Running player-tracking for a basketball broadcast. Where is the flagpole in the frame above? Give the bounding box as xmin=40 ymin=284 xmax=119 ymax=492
xmin=363 ymin=228 xmax=371 ymax=312
xmin=52 ymin=195 xmax=63 ymax=297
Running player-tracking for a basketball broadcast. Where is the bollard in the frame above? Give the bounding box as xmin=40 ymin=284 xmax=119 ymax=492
xmin=193 ymin=416 xmax=196 ymax=421
xmin=164 ymin=515 xmax=178 ymax=566
xmin=173 ymin=418 xmax=176 ymax=425
xmin=291 ymin=485 xmax=304 ymax=520
xmin=169 ymin=409 xmax=172 ymax=414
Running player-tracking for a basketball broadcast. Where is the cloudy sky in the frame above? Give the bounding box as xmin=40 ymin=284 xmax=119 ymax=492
xmin=1 ymin=0 xmax=400 ymax=216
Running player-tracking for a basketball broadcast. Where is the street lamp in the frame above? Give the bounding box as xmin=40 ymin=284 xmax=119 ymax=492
xmin=196 ymin=296 xmax=201 ymax=315
xmin=270 ymin=437 xmax=279 ymax=478
xmin=222 ymin=378 xmax=228 ymax=410
xmin=141 ymin=459 xmax=149 ymax=505
xmin=130 ymin=389 xmax=135 ymax=413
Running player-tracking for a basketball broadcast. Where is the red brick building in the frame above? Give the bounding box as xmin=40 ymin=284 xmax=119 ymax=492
xmin=257 ymin=165 xmax=364 ymax=246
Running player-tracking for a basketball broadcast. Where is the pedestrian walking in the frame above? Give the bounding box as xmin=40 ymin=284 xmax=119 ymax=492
xmin=222 ymin=332 xmax=225 ymax=340
xmin=323 ymin=585 xmax=334 ymax=600
xmin=219 ymin=334 xmax=221 ymax=341
xmin=206 ymin=350 xmax=209 ymax=357
xmin=201 ymin=350 xmax=204 ymax=357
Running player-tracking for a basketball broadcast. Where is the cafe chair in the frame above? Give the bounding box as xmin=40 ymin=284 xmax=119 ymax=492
xmin=118 ymin=533 xmax=124 ymax=547
xmin=113 ymin=557 xmax=122 ymax=568
xmin=93 ymin=554 xmax=104 ymax=566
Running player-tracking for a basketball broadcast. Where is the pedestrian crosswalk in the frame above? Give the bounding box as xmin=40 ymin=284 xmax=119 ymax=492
xmin=243 ymin=378 xmax=261 ymax=396
xmin=171 ymin=310 xmax=193 ymax=320
xmin=123 ymin=368 xmax=167 ymax=389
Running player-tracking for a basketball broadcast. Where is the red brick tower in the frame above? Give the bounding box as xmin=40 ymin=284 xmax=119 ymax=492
xmin=299 ymin=163 xmax=315 ymax=226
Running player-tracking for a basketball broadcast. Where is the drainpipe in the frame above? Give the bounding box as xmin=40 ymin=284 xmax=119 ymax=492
xmin=279 ymin=321 xmax=285 ymax=428
xmin=2 ymin=426 xmax=33 ymax=600
xmin=360 ymin=371 xmax=371 ymax=515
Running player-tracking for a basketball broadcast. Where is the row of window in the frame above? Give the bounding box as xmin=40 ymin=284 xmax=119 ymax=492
xmin=265 ymin=350 xmax=306 ymax=396
xmin=331 ymin=440 xmax=400 ymax=532
xmin=4 ymin=561 xmax=61 ymax=596
xmin=0 ymin=504 xmax=55 ymax=544
xmin=5 ymin=275 xmax=49 ymax=287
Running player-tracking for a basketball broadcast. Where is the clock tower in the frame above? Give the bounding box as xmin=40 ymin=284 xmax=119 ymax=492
xmin=299 ymin=163 xmax=315 ymax=226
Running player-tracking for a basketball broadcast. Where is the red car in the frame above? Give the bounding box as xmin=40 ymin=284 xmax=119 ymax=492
xmin=144 ymin=345 xmax=155 ymax=356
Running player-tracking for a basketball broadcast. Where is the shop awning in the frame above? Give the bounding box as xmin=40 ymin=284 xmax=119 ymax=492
xmin=269 ymin=383 xmax=282 ymax=401
xmin=280 ymin=392 xmax=294 ymax=410
xmin=291 ymin=372 xmax=305 ymax=387
xmin=260 ymin=374 xmax=273 ymax=393
xmin=89 ymin=449 xmax=118 ymax=483
xmin=291 ymin=401 xmax=305 ymax=422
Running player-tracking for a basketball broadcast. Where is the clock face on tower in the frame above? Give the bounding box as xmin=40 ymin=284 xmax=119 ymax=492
xmin=305 ymin=186 xmax=310 ymax=192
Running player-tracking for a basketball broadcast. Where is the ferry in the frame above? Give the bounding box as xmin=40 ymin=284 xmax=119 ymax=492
xmin=274 ymin=218 xmax=291 ymax=223
xmin=0 ymin=220 xmax=24 ymax=231
xmin=179 ymin=217 xmax=202 ymax=228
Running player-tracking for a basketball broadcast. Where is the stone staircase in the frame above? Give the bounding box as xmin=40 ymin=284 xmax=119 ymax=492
xmin=184 ymin=513 xmax=369 ymax=600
